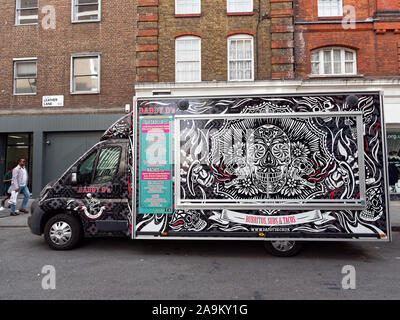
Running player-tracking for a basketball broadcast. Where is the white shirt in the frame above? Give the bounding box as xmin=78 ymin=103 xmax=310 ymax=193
xmin=19 ymin=166 xmax=28 ymax=187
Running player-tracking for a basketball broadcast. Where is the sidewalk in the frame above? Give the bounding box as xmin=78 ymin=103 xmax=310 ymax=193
xmin=1 ymin=198 xmax=400 ymax=230
xmin=0 ymin=197 xmax=35 ymax=227
xmin=389 ymin=202 xmax=400 ymax=231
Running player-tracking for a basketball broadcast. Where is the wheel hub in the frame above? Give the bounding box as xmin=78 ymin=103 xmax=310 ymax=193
xmin=270 ymin=240 xmax=296 ymax=252
xmin=49 ymin=221 xmax=72 ymax=245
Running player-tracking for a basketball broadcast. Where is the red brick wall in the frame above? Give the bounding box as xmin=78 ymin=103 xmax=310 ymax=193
xmin=136 ymin=0 xmax=159 ymax=82
xmin=377 ymin=0 xmax=399 ymax=10
xmin=295 ymin=0 xmax=400 ymax=79
xmin=296 ymin=0 xmax=375 ymax=22
xmin=0 ymin=0 xmax=137 ymax=116
xmin=270 ymin=0 xmax=295 ymax=80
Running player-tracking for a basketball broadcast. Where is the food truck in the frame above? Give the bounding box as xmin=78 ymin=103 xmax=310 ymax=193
xmin=28 ymin=91 xmax=391 ymax=256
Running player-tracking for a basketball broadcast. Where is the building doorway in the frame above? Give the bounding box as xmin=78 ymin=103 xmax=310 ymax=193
xmin=5 ymin=133 xmax=33 ymax=190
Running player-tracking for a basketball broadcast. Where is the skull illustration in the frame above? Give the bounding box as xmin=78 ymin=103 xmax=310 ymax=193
xmin=290 ymin=157 xmax=314 ymax=178
xmin=289 ymin=157 xmax=315 ymax=188
xmin=344 ymin=118 xmax=358 ymax=139
xmin=170 ymin=210 xmax=207 ymax=231
xmin=184 ymin=211 xmax=207 ymax=231
xmin=191 ymin=163 xmax=215 ymax=187
xmin=248 ymin=125 xmax=291 ymax=194
xmin=86 ymin=193 xmax=97 ymax=206
xmin=360 ymin=187 xmax=384 ymax=222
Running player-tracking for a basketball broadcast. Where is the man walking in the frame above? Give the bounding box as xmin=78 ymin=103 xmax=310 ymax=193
xmin=9 ymin=158 xmax=30 ymax=216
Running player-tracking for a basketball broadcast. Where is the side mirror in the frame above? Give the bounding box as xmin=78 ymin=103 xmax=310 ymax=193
xmin=71 ymin=167 xmax=78 ymax=185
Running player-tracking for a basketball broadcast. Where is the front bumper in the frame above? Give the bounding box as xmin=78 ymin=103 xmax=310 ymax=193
xmin=28 ymin=200 xmax=45 ymax=236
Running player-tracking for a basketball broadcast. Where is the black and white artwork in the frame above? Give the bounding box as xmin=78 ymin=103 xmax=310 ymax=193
xmin=179 ymin=114 xmax=360 ymax=202
xmin=136 ymin=94 xmax=390 ymax=239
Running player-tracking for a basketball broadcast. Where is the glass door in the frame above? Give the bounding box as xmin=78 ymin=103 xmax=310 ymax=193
xmin=6 ymin=133 xmax=33 ymax=190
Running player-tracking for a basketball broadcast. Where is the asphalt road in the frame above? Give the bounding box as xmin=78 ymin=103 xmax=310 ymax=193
xmin=1 ymin=228 xmax=400 ymax=300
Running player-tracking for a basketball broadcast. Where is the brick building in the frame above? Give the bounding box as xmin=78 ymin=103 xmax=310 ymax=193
xmin=0 ymin=0 xmax=136 ymax=196
xmin=294 ymin=0 xmax=400 ymax=194
xmin=295 ymin=0 xmax=400 ymax=79
xmin=136 ymin=0 xmax=297 ymax=82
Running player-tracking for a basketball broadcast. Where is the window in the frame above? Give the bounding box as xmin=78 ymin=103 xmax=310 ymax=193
xmin=311 ymin=48 xmax=356 ymax=76
xmin=317 ymin=0 xmax=343 ymax=17
xmin=227 ymin=0 xmax=253 ymax=13
xmin=14 ymin=59 xmax=37 ymax=95
xmin=175 ymin=0 xmax=201 ymax=15
xmin=71 ymin=54 xmax=100 ymax=94
xmin=72 ymin=0 xmax=101 ymax=22
xmin=228 ymin=34 xmax=254 ymax=81
xmin=175 ymin=36 xmax=201 ymax=83
xmin=78 ymin=151 xmax=97 ymax=185
xmin=15 ymin=0 xmax=38 ymax=25
xmin=387 ymin=131 xmax=400 ymax=192
xmin=93 ymin=147 xmax=121 ymax=184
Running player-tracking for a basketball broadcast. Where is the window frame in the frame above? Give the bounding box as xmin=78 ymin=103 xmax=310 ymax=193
xmin=77 ymin=150 xmax=98 ymax=185
xmin=15 ymin=0 xmax=39 ymax=26
xmin=227 ymin=34 xmax=254 ymax=82
xmin=175 ymin=0 xmax=201 ymax=15
xmin=317 ymin=0 xmax=343 ymax=17
xmin=227 ymin=0 xmax=253 ymax=14
xmin=70 ymin=53 xmax=101 ymax=94
xmin=71 ymin=0 xmax=101 ymax=23
xmin=310 ymin=47 xmax=357 ymax=76
xmin=92 ymin=146 xmax=122 ymax=184
xmin=13 ymin=57 xmax=38 ymax=96
xmin=175 ymin=36 xmax=202 ymax=83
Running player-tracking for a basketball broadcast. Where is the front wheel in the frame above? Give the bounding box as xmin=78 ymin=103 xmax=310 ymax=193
xmin=44 ymin=214 xmax=82 ymax=250
xmin=264 ymin=240 xmax=303 ymax=257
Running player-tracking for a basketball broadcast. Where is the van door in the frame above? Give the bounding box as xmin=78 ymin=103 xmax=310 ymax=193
xmin=71 ymin=142 xmax=129 ymax=235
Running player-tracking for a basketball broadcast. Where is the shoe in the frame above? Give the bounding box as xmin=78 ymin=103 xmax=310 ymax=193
xmin=19 ymin=208 xmax=29 ymax=214
xmin=10 ymin=212 xmax=19 ymax=216
xmin=0 ymin=207 xmax=4 ymax=211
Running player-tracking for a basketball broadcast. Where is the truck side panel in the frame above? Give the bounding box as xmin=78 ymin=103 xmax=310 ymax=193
xmin=133 ymin=93 xmax=390 ymax=241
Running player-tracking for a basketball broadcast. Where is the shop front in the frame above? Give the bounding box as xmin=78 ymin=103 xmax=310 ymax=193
xmin=0 ymin=113 xmax=124 ymax=197
xmin=387 ymin=129 xmax=400 ymax=199
xmin=3 ymin=133 xmax=33 ymax=190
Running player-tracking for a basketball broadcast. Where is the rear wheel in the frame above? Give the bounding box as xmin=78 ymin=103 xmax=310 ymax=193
xmin=44 ymin=214 xmax=82 ymax=250
xmin=264 ymin=240 xmax=303 ymax=257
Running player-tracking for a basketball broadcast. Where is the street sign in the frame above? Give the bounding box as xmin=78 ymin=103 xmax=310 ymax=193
xmin=42 ymin=95 xmax=64 ymax=107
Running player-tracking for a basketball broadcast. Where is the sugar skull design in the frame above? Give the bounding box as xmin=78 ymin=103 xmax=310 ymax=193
xmin=359 ymin=187 xmax=384 ymax=222
xmin=248 ymin=124 xmax=291 ymax=194
xmin=184 ymin=116 xmax=338 ymax=201
xmin=170 ymin=210 xmax=207 ymax=232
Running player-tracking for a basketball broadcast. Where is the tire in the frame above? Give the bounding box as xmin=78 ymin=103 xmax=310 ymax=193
xmin=264 ymin=240 xmax=303 ymax=257
xmin=44 ymin=214 xmax=82 ymax=250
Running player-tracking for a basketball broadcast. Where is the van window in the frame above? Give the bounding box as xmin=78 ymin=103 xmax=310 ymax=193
xmin=93 ymin=146 xmax=121 ymax=184
xmin=78 ymin=151 xmax=97 ymax=185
